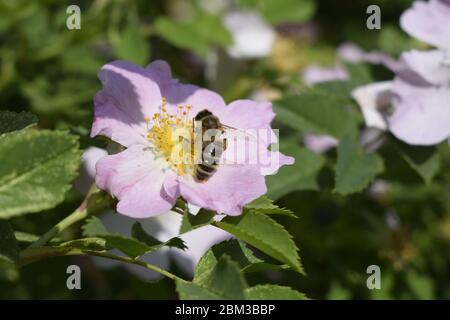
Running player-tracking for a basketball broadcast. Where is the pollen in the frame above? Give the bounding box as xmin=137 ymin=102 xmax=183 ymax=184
xmin=146 ymin=97 xmax=196 ymax=176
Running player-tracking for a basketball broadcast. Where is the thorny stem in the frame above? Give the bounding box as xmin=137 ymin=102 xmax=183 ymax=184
xmin=17 ymin=247 xmax=186 ymax=282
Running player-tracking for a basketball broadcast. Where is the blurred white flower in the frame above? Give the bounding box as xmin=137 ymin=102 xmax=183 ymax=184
xmin=223 ymin=10 xmax=275 ymax=59
xmin=75 ymin=147 xmax=232 ymax=281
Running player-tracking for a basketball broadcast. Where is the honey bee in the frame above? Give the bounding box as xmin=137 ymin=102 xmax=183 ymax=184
xmin=192 ymin=109 xmax=228 ymax=183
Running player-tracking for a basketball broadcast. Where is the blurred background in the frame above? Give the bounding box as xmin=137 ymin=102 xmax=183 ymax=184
xmin=1 ymin=0 xmax=450 ymax=299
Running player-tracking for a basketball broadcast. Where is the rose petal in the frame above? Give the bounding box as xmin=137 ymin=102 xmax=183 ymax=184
xmin=389 ymin=77 xmax=450 ymax=145
xmin=179 ymin=165 xmax=267 ymax=215
xmin=74 ymin=147 xmax=108 ymax=195
xmin=91 ymin=61 xmax=163 ymax=147
xmin=400 ymin=0 xmax=450 ymax=50
xmin=220 ymin=99 xmax=294 ymax=175
xmin=401 ymin=50 xmax=450 ymax=85
xmin=91 ymin=93 xmax=149 ymax=147
xmin=95 ymin=144 xmax=176 ymax=218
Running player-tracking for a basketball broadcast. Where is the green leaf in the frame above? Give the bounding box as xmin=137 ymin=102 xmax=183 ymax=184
xmin=175 ymin=281 xmax=223 ymax=299
xmin=177 ymin=255 xmax=247 ymax=300
xmin=83 ymin=217 xmax=150 ymax=258
xmin=273 ymin=91 xmax=357 ymax=139
xmin=214 ymin=211 xmax=303 ymax=273
xmin=14 ymin=231 xmax=62 ymax=244
xmin=395 ymin=142 xmax=440 ymax=185
xmin=82 ymin=216 xmax=109 ymax=236
xmin=259 ymin=0 xmax=316 ymax=24
xmin=378 ymin=25 xmax=413 ymax=56
xmin=334 ymin=135 xmax=384 ymax=195
xmin=179 ymin=209 xmax=215 ymax=234
xmin=0 ymin=130 xmax=80 ymax=219
xmin=406 ymin=271 xmax=434 ymax=300
xmin=238 ymin=0 xmax=316 ymax=24
xmin=194 ymin=239 xmax=287 ymax=284
xmin=0 ymin=111 xmax=38 ymax=135
xmin=344 ymin=62 xmax=374 ymax=86
xmin=132 ymin=222 xmax=187 ymax=251
xmin=83 ymin=217 xmax=186 ymax=259
xmin=154 ymin=14 xmax=232 ymax=56
xmin=113 ymin=23 xmax=150 ymax=65
xmin=199 ymin=255 xmax=247 ymax=299
xmin=14 ymin=231 xmax=40 ymax=243
xmin=246 ymin=196 xmax=297 ymax=218
xmin=244 ymin=285 xmax=307 ymax=300
xmin=0 ymin=221 xmax=19 ymax=263
xmin=266 ymin=141 xmax=325 ymax=200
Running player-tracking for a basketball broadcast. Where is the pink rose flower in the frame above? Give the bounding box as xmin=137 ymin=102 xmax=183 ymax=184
xmin=91 ymin=60 xmax=293 ymax=218
xmin=75 ymin=147 xmax=232 ymax=281
xmin=389 ymin=50 xmax=450 ymax=145
xmin=400 ymin=0 xmax=450 ymax=51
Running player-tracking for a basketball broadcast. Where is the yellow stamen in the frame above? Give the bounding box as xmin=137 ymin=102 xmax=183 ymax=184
xmin=146 ymin=97 xmax=195 ymax=176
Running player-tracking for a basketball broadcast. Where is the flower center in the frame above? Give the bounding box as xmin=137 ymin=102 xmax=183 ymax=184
xmin=146 ymin=97 xmax=195 ymax=176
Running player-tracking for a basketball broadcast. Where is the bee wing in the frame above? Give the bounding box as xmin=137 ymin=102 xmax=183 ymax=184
xmin=222 ymin=124 xmax=259 ymax=142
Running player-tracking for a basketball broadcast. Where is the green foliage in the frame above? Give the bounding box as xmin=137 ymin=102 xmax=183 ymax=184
xmin=0 ymin=111 xmax=38 ymax=135
xmin=177 ymin=255 xmax=247 ymax=300
xmin=112 ymin=22 xmax=150 ymax=65
xmin=194 ymin=240 xmax=287 ymax=281
xmin=334 ymin=135 xmax=384 ymax=195
xmin=246 ymin=196 xmax=297 ymax=218
xmin=179 ymin=208 xmax=215 ymax=234
xmin=82 ymin=217 xmax=186 ymax=259
xmin=1 ymin=0 xmax=449 ymax=301
xmin=395 ymin=142 xmax=440 ymax=185
xmin=0 ymin=130 xmax=80 ymax=219
xmin=154 ymin=13 xmax=232 ymax=56
xmin=214 ymin=211 xmax=303 ymax=273
xmin=266 ymin=143 xmax=325 ymax=200
xmin=238 ymin=0 xmax=316 ymax=24
xmin=244 ymin=284 xmax=307 ymax=300
xmin=273 ymin=91 xmax=357 ymax=139
xmin=182 ymin=241 xmax=306 ymax=300
xmin=0 ymin=221 xmax=20 ymax=263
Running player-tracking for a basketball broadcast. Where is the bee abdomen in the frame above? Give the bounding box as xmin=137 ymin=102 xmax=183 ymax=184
xmin=194 ymin=164 xmax=217 ymax=182
xmin=194 ymin=109 xmax=213 ymax=121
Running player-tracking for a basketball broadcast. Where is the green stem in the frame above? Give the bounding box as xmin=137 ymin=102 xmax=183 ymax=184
xmin=18 ymin=247 xmax=186 ymax=282
xmin=30 ymin=207 xmax=88 ymax=248
xmin=29 ymin=186 xmax=109 ymax=248
xmin=92 ymin=252 xmax=185 ymax=282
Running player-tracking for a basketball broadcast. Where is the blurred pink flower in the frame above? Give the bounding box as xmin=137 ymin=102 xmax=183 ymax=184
xmin=302 ymin=64 xmax=348 ymax=86
xmin=400 ymin=0 xmax=450 ymax=51
xmin=338 ymin=42 xmax=403 ymax=72
xmin=389 ymin=50 xmax=450 ymax=145
xmin=91 ymin=60 xmax=293 ymax=218
xmin=303 ymin=134 xmax=338 ymax=153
